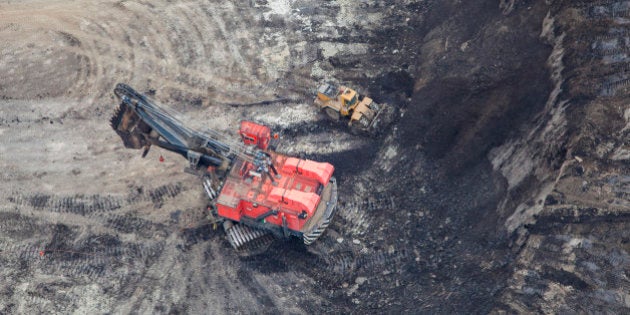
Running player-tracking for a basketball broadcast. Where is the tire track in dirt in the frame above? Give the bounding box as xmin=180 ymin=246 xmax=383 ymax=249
xmin=0 ymin=211 xmax=43 ymax=238
xmin=0 ymin=234 xmax=168 ymax=282
xmin=0 ymin=1 xmax=280 ymax=103
xmin=243 ymin=238 xmax=412 ymax=289
xmin=241 ymin=194 xmax=415 ymax=288
xmin=0 ymin=168 xmax=227 ymax=304
xmin=581 ymin=1 xmax=630 ymax=97
xmin=204 ymin=2 xmax=254 ymax=81
xmin=333 ymin=193 xmax=396 ymax=237
xmin=0 ymin=181 xmax=191 ymax=283
xmin=322 ymin=248 xmax=411 ymax=278
xmin=6 ymin=182 xmax=184 ymax=215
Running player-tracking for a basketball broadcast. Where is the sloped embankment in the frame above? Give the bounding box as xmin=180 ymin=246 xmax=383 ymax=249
xmin=493 ymin=1 xmax=630 ymax=312
xmin=388 ymin=0 xmax=628 ymax=312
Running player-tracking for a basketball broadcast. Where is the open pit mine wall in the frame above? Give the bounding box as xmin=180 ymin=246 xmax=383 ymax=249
xmin=488 ymin=1 xmax=630 ymax=313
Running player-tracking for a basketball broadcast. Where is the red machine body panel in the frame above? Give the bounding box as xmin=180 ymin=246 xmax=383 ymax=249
xmin=215 ymin=153 xmax=334 ymax=233
xmin=282 ymin=157 xmax=334 ymax=185
xmin=239 ymin=121 xmax=271 ymax=150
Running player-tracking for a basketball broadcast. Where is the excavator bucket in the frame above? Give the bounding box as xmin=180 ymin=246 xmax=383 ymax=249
xmin=110 ymin=99 xmax=151 ymax=150
xmin=110 ymin=83 xmax=229 ymax=164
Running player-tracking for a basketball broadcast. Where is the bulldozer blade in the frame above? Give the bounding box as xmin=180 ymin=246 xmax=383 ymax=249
xmin=367 ymin=104 xmax=396 ymax=134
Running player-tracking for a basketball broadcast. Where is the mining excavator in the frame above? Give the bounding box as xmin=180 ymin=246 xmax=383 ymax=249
xmin=110 ymin=83 xmax=337 ymax=250
xmin=314 ymin=83 xmax=392 ymax=134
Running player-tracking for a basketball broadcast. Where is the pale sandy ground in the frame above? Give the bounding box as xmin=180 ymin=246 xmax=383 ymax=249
xmin=0 ymin=0 xmax=404 ymax=312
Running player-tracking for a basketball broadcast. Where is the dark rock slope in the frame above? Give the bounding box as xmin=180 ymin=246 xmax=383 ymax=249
xmin=387 ymin=0 xmax=628 ymax=312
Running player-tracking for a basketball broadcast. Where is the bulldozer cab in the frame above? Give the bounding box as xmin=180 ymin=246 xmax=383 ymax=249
xmin=340 ymin=88 xmax=358 ymax=109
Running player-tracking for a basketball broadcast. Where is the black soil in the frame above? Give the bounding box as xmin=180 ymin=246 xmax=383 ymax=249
xmin=2 ymin=1 xmax=581 ymax=313
xmin=246 ymin=0 xmax=556 ymax=313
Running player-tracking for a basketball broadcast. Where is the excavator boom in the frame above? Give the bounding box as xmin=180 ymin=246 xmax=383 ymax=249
xmin=111 ymin=83 xmax=229 ymax=167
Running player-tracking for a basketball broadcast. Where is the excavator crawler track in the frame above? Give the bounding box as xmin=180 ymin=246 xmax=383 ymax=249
xmin=223 ymin=221 xmax=274 ymax=254
xmin=303 ymin=177 xmax=338 ymax=245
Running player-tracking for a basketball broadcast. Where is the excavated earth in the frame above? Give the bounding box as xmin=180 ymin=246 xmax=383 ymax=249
xmin=0 ymin=0 xmax=628 ymax=313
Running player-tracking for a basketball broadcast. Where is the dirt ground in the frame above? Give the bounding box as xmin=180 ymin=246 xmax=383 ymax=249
xmin=0 ymin=0 xmax=628 ymax=313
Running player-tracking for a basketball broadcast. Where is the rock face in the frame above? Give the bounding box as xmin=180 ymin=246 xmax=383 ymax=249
xmin=399 ymin=0 xmax=629 ymax=312
xmin=491 ymin=1 xmax=630 ymax=312
xmin=390 ymin=0 xmax=629 ymax=312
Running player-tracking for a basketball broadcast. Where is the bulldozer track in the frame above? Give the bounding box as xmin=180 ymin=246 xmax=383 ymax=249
xmin=529 ymin=208 xmax=630 ymax=234
xmin=105 ymin=214 xmax=161 ymax=235
xmin=0 ymin=239 xmax=168 ymax=281
xmin=256 ymin=242 xmax=412 ymax=286
xmin=566 ymin=12 xmax=630 ymax=98
xmin=511 ymin=232 xmax=630 ymax=304
xmin=324 ymin=248 xmax=411 ymax=276
xmin=566 ymin=1 xmax=630 ymax=100
xmin=144 ymin=183 xmax=185 ymax=206
xmin=595 ymin=45 xmax=630 ymax=56
xmin=593 ymin=28 xmax=630 ymax=40
xmin=605 ymin=62 xmax=630 ymax=73
xmin=335 ymin=194 xmax=396 ymax=236
xmin=0 ymin=211 xmax=43 ymax=236
xmin=8 ymin=194 xmax=122 ymax=214
xmin=179 ymin=223 xmax=223 ymax=248
xmin=600 ymin=76 xmax=630 ymax=96
xmin=0 ymin=235 xmax=168 ymax=262
xmin=589 ymin=2 xmax=630 ymax=18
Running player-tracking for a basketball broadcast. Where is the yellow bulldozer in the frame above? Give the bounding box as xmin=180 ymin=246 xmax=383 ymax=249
xmin=314 ymin=84 xmax=390 ymax=133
